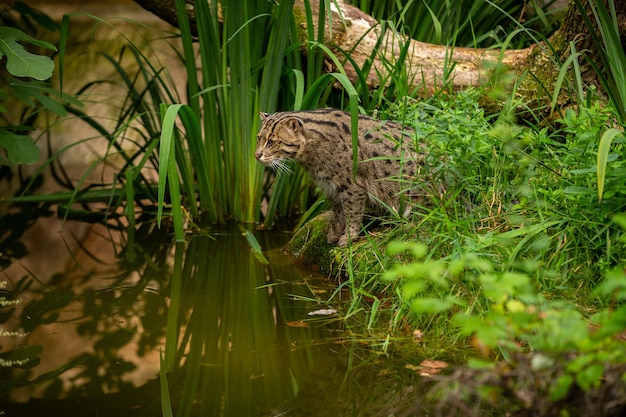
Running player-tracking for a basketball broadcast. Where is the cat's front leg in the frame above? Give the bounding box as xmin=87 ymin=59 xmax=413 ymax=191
xmin=337 ymin=187 xmax=366 ymax=247
xmin=327 ymin=196 xmax=345 ymax=244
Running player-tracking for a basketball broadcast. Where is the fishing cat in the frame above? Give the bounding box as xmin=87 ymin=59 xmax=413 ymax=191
xmin=255 ymin=108 xmax=422 ymax=246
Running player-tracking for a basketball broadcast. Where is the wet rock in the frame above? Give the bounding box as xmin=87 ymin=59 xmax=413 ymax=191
xmin=286 ymin=211 xmax=335 ymax=271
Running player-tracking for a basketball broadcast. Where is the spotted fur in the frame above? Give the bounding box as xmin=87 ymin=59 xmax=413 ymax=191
xmin=255 ymin=108 xmax=422 ymax=246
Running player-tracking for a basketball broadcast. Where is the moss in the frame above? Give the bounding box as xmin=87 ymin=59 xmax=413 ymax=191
xmin=515 ymin=30 xmax=571 ymax=114
xmin=292 ymin=5 xmax=309 ymax=44
xmin=286 ymin=212 xmax=335 ymax=271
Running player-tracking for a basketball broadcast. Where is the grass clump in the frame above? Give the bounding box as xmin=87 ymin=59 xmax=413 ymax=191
xmin=330 ymin=86 xmax=626 ymax=346
xmin=321 ymin=84 xmax=626 ymax=413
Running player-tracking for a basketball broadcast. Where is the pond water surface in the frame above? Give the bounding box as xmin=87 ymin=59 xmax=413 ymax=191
xmin=0 ymin=208 xmax=424 ymax=416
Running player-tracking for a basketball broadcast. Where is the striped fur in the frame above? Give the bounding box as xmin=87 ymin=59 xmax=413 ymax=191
xmin=255 ymin=108 xmax=422 ymax=246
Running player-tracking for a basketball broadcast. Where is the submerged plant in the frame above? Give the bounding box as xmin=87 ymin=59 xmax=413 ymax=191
xmin=0 ymin=280 xmax=41 ymax=388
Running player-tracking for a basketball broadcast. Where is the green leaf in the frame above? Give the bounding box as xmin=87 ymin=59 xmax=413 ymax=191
xmin=575 ymin=362 xmax=604 ymax=391
xmin=410 ymin=296 xmax=454 ymax=314
xmin=386 ymin=241 xmax=427 ymax=258
xmin=422 ymin=1 xmax=442 ymax=44
xmin=550 ymin=373 xmax=574 ymax=401
xmin=593 ymin=267 xmax=626 ymax=298
xmin=238 ymin=224 xmax=269 ymax=265
xmin=590 ymin=305 xmax=626 ymax=340
xmin=0 ymin=128 xmax=40 ymax=165
xmin=597 ymin=128 xmax=623 ymax=201
xmin=453 ymin=313 xmax=485 ymax=336
xmin=159 ymin=351 xmax=174 ymax=417
xmin=157 ymin=103 xmax=186 ymax=242
xmin=467 ymin=358 xmax=496 ymax=370
xmin=473 ymin=321 xmax=509 ymax=347
xmin=403 ymin=279 xmax=427 ymax=298
xmin=11 ymin=81 xmax=67 ymax=116
xmin=0 ymin=27 xmax=56 ymax=80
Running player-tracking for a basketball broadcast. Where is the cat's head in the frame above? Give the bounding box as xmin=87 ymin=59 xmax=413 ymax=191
xmin=255 ymin=112 xmax=306 ymax=173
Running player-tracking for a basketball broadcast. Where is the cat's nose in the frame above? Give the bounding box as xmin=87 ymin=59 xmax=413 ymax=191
xmin=254 ymin=150 xmax=262 ymax=160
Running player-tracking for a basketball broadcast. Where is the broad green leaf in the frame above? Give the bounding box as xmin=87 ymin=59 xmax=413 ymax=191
xmin=410 ymin=296 xmax=454 ymax=314
xmin=575 ymin=362 xmax=604 ymax=391
xmin=0 ymin=128 xmax=40 ymax=165
xmin=597 ymin=128 xmax=623 ymax=201
xmin=475 ymin=323 xmax=509 ymax=347
xmin=550 ymin=373 xmax=574 ymax=401
xmin=0 ymin=27 xmax=56 ymax=51
xmin=0 ymin=27 xmax=56 ymax=80
xmin=453 ymin=313 xmax=485 ymax=335
xmin=403 ymin=279 xmax=427 ymax=298
xmin=467 ymin=358 xmax=496 ymax=370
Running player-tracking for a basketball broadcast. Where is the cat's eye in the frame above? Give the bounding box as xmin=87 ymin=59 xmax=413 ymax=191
xmin=267 ymin=140 xmax=274 ymax=146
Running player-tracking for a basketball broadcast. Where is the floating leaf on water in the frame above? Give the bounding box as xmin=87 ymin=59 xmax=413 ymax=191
xmin=286 ymin=321 xmax=308 ymax=328
xmin=405 ymin=360 xmax=449 ymax=376
xmin=307 ymin=308 xmax=337 ymax=316
xmin=420 ymin=359 xmax=448 ymax=369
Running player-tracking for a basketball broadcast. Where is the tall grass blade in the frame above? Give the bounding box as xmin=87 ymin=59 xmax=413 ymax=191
xmin=597 ymin=128 xmax=623 ymax=202
xmin=157 ymin=103 xmax=184 ymax=241
xmin=549 ymin=43 xmax=584 ymax=114
xmin=174 ymin=0 xmax=200 ymax=113
xmin=575 ymin=0 xmax=626 ymax=121
xmin=259 ymin=0 xmax=295 ymax=112
xmin=422 ymin=1 xmax=443 ymax=44
xmin=159 ymin=351 xmax=174 ymax=417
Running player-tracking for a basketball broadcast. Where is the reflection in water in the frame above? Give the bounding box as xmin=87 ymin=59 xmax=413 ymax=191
xmin=1 ymin=216 xmax=423 ymax=416
xmin=165 ymin=223 xmax=331 ymax=417
xmin=0 ymin=217 xmax=328 ymax=415
xmin=1 ymin=216 xmax=175 ymax=405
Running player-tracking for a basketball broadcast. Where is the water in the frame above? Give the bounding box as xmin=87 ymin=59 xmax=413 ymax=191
xmin=0 ymin=213 xmax=422 ymax=416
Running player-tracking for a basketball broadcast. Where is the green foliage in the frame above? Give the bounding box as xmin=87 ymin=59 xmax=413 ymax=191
xmin=0 ymin=26 xmax=55 ymax=80
xmin=0 ymin=22 xmax=59 ymax=165
xmin=332 ymin=85 xmax=626 ymax=370
xmin=383 ymin=245 xmax=626 ymax=400
xmin=0 ymin=4 xmax=82 ymax=167
xmin=0 ymin=127 xmax=39 ymax=165
xmin=571 ymin=0 xmax=626 ymax=204
xmin=575 ymin=0 xmax=626 ymax=122
xmin=153 ymin=0 xmax=369 ymax=230
xmin=597 ymin=128 xmax=624 ymax=201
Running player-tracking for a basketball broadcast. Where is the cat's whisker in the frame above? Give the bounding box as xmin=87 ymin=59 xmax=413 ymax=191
xmin=271 ymin=159 xmax=294 ymax=176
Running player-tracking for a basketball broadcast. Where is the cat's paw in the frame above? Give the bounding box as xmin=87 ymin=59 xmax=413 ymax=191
xmin=337 ymin=234 xmax=350 ymax=247
xmin=326 ymin=232 xmax=340 ymax=245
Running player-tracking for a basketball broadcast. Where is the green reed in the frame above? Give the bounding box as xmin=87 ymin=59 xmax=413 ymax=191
xmin=22 ymin=0 xmax=555 ymax=232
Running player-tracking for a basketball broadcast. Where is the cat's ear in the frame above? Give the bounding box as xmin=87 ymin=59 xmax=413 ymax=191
xmin=286 ymin=118 xmax=302 ymax=132
xmin=259 ymin=112 xmax=268 ymax=121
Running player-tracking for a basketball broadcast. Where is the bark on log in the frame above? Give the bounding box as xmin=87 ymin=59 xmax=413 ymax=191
xmin=297 ymin=0 xmax=531 ymax=95
xmin=133 ymin=0 xmax=197 ymax=33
